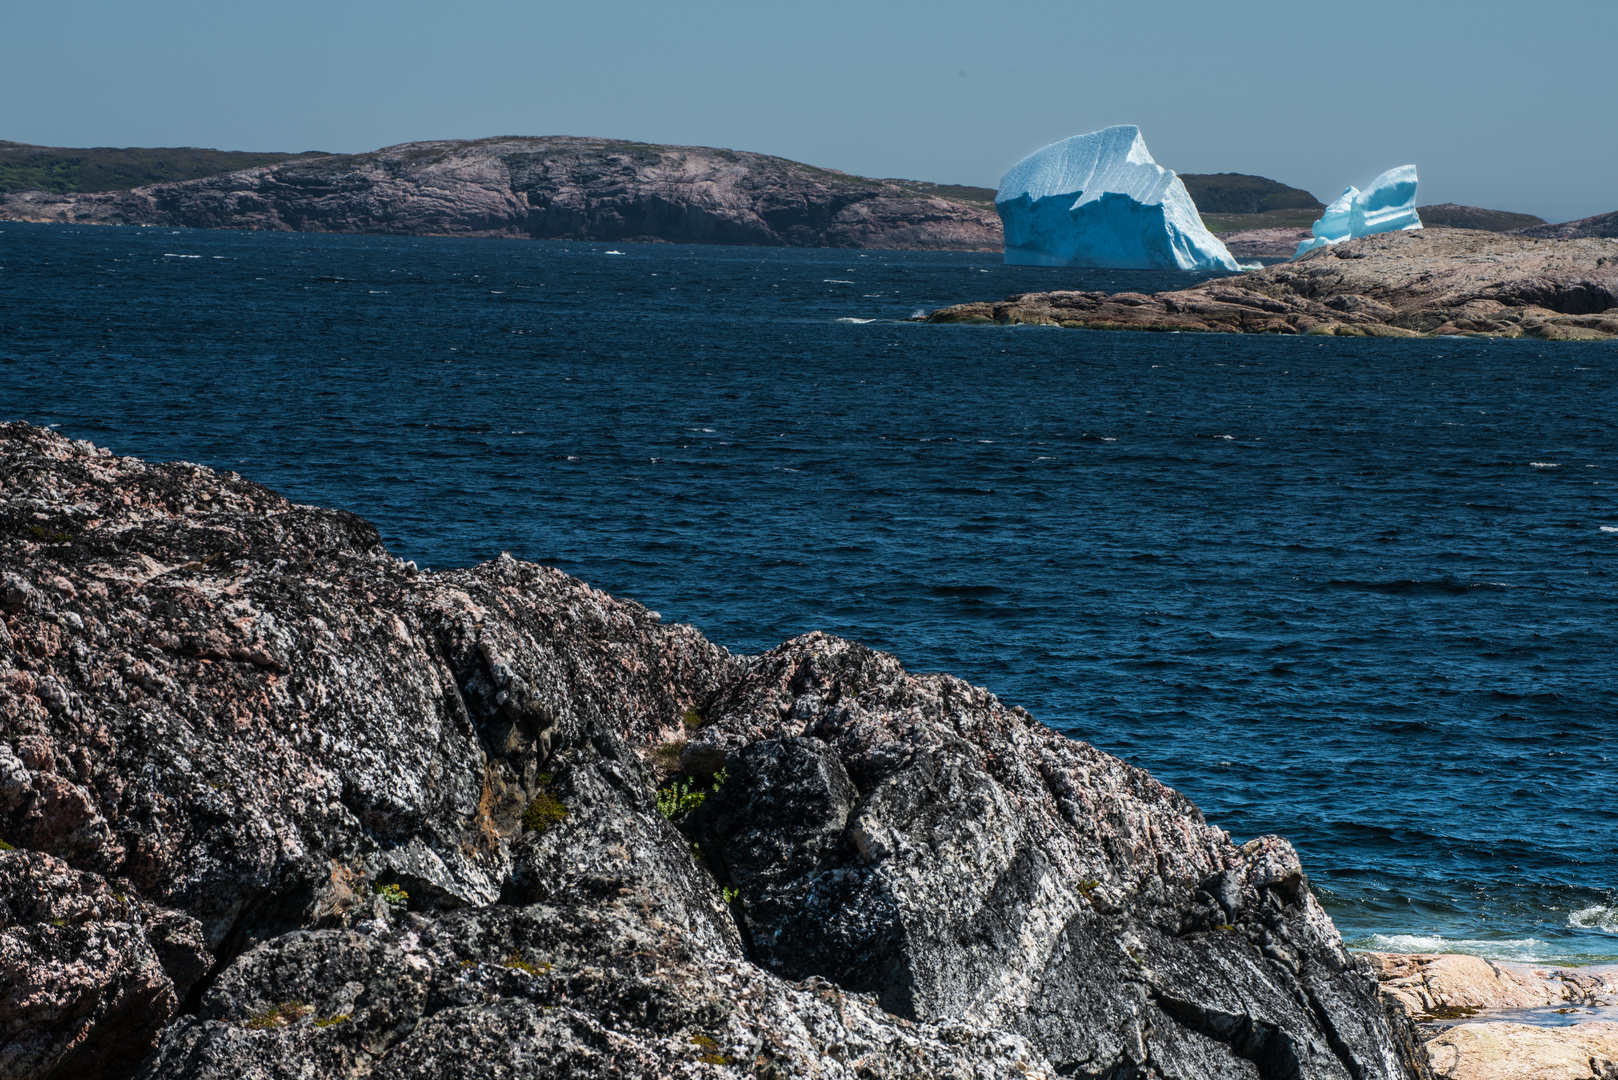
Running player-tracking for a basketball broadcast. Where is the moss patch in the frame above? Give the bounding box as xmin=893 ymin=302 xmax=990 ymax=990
xmin=522 ymin=792 xmax=568 ymax=833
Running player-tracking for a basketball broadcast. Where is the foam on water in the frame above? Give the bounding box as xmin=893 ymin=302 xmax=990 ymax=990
xmin=1572 ymin=906 xmax=1618 ymax=934
xmin=1358 ymin=933 xmax=1558 ymax=964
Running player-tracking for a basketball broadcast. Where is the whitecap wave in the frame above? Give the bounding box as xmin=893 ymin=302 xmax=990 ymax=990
xmin=1600 ymin=526 xmax=1618 ymax=533
xmin=1361 ymin=933 xmax=1553 ymax=963
xmin=1530 ymin=462 xmax=1560 ymax=468
xmin=1571 ymin=906 xmax=1618 ymax=934
xmin=836 ymin=317 xmax=876 ymax=324
xmin=823 ymin=279 xmax=855 ymax=284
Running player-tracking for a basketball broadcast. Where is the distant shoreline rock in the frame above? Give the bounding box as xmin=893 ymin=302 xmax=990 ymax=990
xmin=1366 ymin=952 xmax=1618 ymax=1080
xmin=1514 ymin=210 xmax=1618 ymax=241
xmin=926 ymin=230 xmax=1618 ymax=340
xmin=1 ymin=421 xmax=1424 ymax=1079
xmin=0 ymin=136 xmax=1003 ymax=251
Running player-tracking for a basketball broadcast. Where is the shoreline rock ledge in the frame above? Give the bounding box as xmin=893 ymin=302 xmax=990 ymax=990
xmin=1 ymin=421 xmax=1424 ymax=1080
xmin=926 ymin=230 xmax=1618 ymax=339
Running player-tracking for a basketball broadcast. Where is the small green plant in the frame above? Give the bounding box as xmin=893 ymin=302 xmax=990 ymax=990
xmin=26 ymin=524 xmax=74 ymax=543
xmin=658 ymin=777 xmax=706 ymax=819
xmin=1077 ymin=878 xmax=1100 ymax=897
xmin=312 ymin=1013 xmax=352 ymax=1028
xmin=657 ymin=768 xmax=729 ymax=821
xmin=690 ymin=841 xmax=706 ymax=863
xmin=49 ymin=917 xmax=67 ymax=927
xmin=0 ymin=839 xmax=14 ymax=851
xmin=680 ymin=708 xmax=705 ymax=730
xmin=722 ymin=887 xmax=739 ymax=904
xmin=373 ymin=882 xmax=409 ymax=908
xmin=522 ymin=792 xmax=568 ymax=833
xmin=503 ymin=952 xmax=551 ymax=976
xmin=245 ymin=1000 xmax=310 ymax=1030
xmin=690 ymin=1034 xmax=727 ymax=1066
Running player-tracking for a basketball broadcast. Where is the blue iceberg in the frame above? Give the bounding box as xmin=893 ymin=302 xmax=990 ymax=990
xmin=995 ymin=125 xmax=1238 ymax=272
xmin=1294 ymin=165 xmax=1422 ymax=258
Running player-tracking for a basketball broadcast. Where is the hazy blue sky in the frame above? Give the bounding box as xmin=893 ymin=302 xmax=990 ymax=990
xmin=4 ymin=0 xmax=1613 ymax=223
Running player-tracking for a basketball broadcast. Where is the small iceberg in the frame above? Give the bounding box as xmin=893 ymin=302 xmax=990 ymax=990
xmin=1295 ymin=166 xmax=1422 ymax=258
xmin=995 ymin=125 xmax=1238 ymax=272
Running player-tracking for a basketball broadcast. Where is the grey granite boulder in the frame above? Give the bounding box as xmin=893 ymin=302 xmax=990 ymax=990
xmin=0 ymin=422 xmax=1426 ymax=1079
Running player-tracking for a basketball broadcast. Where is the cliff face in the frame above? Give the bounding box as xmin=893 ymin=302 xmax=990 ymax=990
xmin=0 ymin=422 xmax=1423 ymax=1080
xmin=0 ymin=137 xmax=1003 ymax=251
xmin=928 ymin=229 xmax=1618 ymax=339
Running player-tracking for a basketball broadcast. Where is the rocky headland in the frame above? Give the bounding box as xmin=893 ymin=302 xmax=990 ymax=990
xmin=926 ymin=229 xmax=1618 ymax=340
xmin=0 ymin=137 xmax=1002 ymax=250
xmin=1516 ymin=211 xmax=1618 ymax=241
xmin=0 ymin=420 xmax=1432 ymax=1079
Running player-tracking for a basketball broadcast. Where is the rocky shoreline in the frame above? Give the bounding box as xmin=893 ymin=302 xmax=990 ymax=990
xmin=1366 ymin=954 xmax=1618 ymax=1079
xmin=0 ymin=421 xmax=1426 ymax=1079
xmin=5 ymin=422 xmax=1613 ymax=1080
xmin=0 ymin=136 xmax=1002 ymax=251
xmin=925 ymin=230 xmax=1618 ymax=340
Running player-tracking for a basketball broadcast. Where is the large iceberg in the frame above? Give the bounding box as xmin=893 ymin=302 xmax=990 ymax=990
xmin=1294 ymin=165 xmax=1421 ymax=257
xmin=995 ymin=125 xmax=1238 ymax=272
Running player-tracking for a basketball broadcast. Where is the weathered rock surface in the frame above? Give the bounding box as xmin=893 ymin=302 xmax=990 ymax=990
xmin=0 ymin=136 xmax=1003 ymax=250
xmin=1367 ymin=954 xmax=1618 ymax=1080
xmin=926 ymin=229 xmax=1618 ymax=339
xmin=1423 ymin=1023 xmax=1618 ymax=1080
xmin=1367 ymin=953 xmax=1618 ymax=1020
xmin=1 ymin=421 xmax=1423 ymax=1079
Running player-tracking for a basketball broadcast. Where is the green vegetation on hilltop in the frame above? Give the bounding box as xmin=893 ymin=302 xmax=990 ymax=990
xmin=1417 ymin=203 xmax=1547 ymax=232
xmin=886 ymin=180 xmax=999 ymax=207
xmin=0 ymin=141 xmax=330 ymax=195
xmin=1180 ymin=173 xmax=1324 ymax=215
xmin=1199 ymin=208 xmax=1322 ymax=234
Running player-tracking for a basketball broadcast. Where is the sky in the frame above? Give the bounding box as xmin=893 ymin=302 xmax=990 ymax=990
xmin=3 ymin=0 xmax=1614 ymax=224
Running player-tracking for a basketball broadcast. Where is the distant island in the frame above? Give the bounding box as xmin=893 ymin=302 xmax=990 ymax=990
xmin=0 ymin=136 xmax=1002 ymax=250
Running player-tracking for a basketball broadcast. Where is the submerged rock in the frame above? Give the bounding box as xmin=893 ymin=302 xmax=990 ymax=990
xmin=0 ymin=421 xmax=1423 ymax=1079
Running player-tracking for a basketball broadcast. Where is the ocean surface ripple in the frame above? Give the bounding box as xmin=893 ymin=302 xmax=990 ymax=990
xmin=3 ymin=222 xmax=1614 ymax=962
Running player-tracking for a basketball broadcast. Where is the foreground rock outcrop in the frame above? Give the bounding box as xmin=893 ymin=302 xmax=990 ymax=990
xmin=0 ymin=136 xmax=1002 ymax=250
xmin=1368 ymin=954 xmax=1618 ymax=1080
xmin=1 ymin=422 xmax=1423 ymax=1079
xmin=926 ymin=229 xmax=1618 ymax=339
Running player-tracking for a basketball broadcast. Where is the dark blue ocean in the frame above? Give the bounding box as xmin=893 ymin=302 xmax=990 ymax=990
xmin=3 ymin=221 xmax=1614 ymax=963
